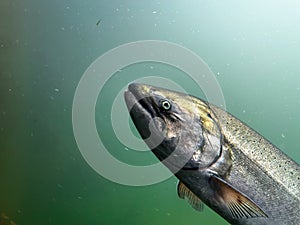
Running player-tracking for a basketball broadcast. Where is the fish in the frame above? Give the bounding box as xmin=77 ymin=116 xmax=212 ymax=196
xmin=124 ymin=83 xmax=300 ymax=225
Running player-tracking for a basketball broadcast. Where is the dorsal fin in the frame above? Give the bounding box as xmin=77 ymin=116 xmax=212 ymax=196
xmin=210 ymin=175 xmax=268 ymax=219
xmin=177 ymin=181 xmax=203 ymax=211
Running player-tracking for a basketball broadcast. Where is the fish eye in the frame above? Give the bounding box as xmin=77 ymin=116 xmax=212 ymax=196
xmin=160 ymin=100 xmax=172 ymax=111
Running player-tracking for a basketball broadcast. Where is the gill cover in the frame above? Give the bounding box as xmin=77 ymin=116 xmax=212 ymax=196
xmin=181 ymin=98 xmax=224 ymax=170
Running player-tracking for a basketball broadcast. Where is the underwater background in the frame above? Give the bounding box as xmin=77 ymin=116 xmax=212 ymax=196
xmin=1 ymin=1 xmax=300 ymax=224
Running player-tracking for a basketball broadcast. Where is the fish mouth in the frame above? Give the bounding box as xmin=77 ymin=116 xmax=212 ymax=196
xmin=124 ymin=83 xmax=160 ymax=141
xmin=124 ymin=83 xmax=157 ymax=119
xmin=124 ymin=83 xmax=173 ymax=158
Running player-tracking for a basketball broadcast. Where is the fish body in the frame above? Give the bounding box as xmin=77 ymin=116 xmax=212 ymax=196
xmin=124 ymin=83 xmax=300 ymax=225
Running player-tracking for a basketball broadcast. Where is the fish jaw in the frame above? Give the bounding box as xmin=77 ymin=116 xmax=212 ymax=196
xmin=124 ymin=83 xmax=166 ymax=148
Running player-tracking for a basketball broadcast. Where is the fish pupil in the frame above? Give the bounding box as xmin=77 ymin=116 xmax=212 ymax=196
xmin=160 ymin=100 xmax=171 ymax=111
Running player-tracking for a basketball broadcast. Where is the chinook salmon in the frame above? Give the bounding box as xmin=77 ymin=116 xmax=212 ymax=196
xmin=124 ymin=83 xmax=300 ymax=225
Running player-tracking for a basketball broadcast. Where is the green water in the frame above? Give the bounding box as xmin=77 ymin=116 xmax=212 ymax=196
xmin=1 ymin=1 xmax=300 ymax=224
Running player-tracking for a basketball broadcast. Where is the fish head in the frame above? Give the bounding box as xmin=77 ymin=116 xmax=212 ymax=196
xmin=124 ymin=83 xmax=223 ymax=172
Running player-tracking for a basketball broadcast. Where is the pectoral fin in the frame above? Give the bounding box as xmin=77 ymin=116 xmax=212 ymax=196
xmin=210 ymin=175 xmax=268 ymax=219
xmin=177 ymin=181 xmax=203 ymax=211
